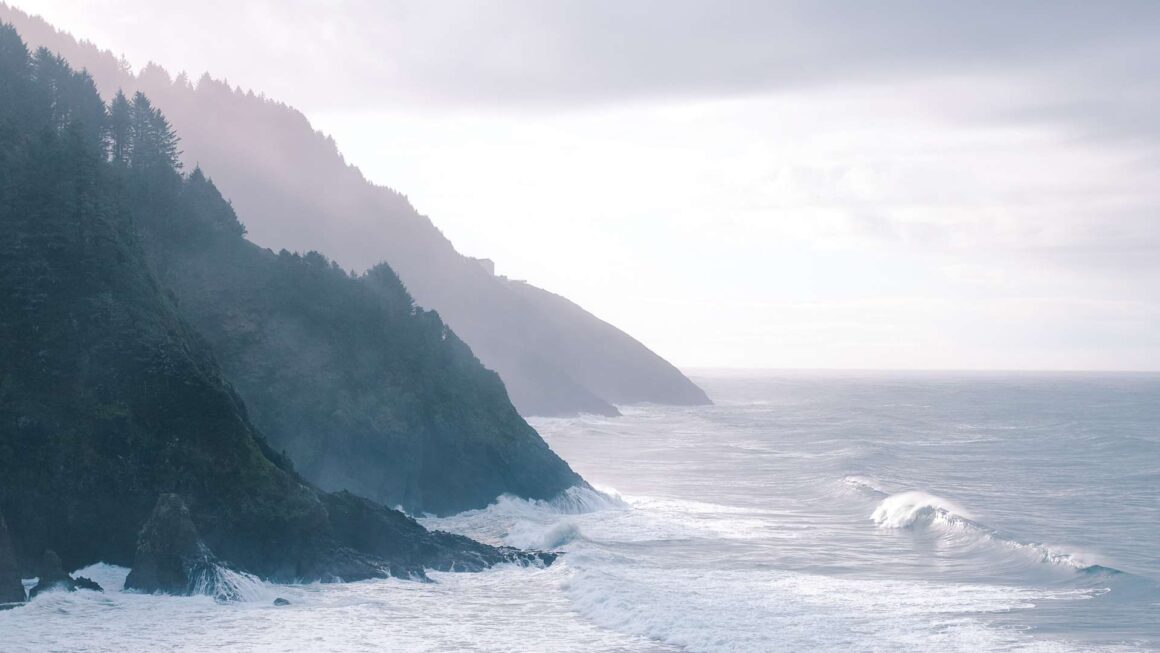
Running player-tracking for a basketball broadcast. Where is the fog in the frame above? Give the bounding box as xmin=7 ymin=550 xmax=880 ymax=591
xmin=11 ymin=0 xmax=1160 ymax=370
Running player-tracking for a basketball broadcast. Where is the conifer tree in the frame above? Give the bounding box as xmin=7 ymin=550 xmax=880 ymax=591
xmin=30 ymin=47 xmax=105 ymax=152
xmin=129 ymin=91 xmax=181 ymax=172
xmin=107 ymin=90 xmax=132 ymax=165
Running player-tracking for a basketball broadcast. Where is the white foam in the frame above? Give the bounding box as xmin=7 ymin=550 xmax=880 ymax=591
xmin=562 ymin=554 xmax=1102 ymax=653
xmin=0 ymin=562 xmax=662 ymax=653
xmin=188 ymin=565 xmax=270 ymax=603
xmin=871 ymin=490 xmax=973 ymax=529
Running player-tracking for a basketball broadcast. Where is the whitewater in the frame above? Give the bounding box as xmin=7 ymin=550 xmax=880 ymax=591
xmin=2 ymin=370 xmax=1157 ymax=652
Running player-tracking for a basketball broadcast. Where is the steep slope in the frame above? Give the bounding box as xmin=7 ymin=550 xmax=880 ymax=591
xmin=0 ymin=25 xmax=542 ymax=582
xmin=0 ymin=3 xmax=711 ymax=417
xmin=133 ymin=166 xmax=582 ymax=515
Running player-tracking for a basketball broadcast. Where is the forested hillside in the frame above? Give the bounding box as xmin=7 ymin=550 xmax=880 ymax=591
xmin=0 ymin=24 xmax=552 ymax=584
xmin=0 ymin=3 xmax=711 ymax=417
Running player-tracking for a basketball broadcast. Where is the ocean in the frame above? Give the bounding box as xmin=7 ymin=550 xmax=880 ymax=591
xmin=2 ymin=371 xmax=1157 ymax=652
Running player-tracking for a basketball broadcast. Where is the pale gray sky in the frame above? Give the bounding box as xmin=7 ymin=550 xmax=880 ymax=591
xmin=17 ymin=0 xmax=1160 ymax=369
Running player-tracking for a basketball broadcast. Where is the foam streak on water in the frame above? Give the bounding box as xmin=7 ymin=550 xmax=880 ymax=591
xmin=1 ymin=371 xmax=1157 ymax=651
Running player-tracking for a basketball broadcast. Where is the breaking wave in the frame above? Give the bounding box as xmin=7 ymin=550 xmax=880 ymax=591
xmin=421 ymin=485 xmax=626 ymax=551
xmin=870 ymin=489 xmax=1121 ymax=576
xmin=188 ymin=564 xmax=269 ymax=602
xmin=871 ymin=490 xmax=974 ymax=529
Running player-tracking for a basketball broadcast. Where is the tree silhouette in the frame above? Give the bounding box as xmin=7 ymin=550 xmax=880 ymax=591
xmin=107 ymin=90 xmax=132 ymax=164
xmin=129 ymin=91 xmax=180 ymax=172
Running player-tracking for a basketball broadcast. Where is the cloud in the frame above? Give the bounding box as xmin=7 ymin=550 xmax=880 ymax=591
xmin=12 ymin=0 xmax=1160 ymax=369
xmin=15 ymin=1 xmax=1160 ymax=109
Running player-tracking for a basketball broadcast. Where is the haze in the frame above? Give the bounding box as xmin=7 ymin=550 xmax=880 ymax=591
xmin=20 ymin=0 xmax=1160 ymax=370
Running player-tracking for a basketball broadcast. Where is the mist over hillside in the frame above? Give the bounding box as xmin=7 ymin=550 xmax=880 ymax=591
xmin=0 ymin=3 xmax=710 ymax=416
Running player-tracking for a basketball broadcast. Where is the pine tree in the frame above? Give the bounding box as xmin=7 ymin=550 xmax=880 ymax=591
xmin=30 ymin=47 xmax=106 ymax=153
xmin=0 ymin=24 xmax=33 ymax=136
xmin=129 ymin=91 xmax=181 ymax=172
xmin=107 ymin=90 xmax=132 ymax=164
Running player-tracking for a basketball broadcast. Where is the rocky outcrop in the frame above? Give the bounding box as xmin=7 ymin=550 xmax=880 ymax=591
xmin=313 ymin=491 xmax=556 ymax=579
xmin=28 ymin=550 xmax=71 ymax=598
xmin=124 ymin=494 xmax=226 ymax=596
xmin=122 ymin=492 xmax=556 ymax=596
xmin=0 ymin=511 xmax=25 ymax=606
xmin=27 ymin=550 xmax=101 ymax=598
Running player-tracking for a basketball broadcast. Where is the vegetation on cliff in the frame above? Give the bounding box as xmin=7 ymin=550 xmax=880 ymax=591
xmin=0 ymin=24 xmax=549 ymax=586
xmin=0 ymin=3 xmax=712 ymax=417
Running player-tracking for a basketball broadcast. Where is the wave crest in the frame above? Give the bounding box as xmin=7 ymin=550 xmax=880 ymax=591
xmin=189 ymin=564 xmax=268 ymax=602
xmin=871 ymin=491 xmax=973 ymax=529
xmin=869 ymin=490 xmax=1120 ymax=576
xmin=547 ymin=485 xmax=629 ymax=514
xmin=420 ymin=485 xmax=624 ymax=551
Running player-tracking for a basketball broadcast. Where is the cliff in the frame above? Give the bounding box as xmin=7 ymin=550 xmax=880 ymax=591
xmin=0 ymin=25 xmax=547 ymax=585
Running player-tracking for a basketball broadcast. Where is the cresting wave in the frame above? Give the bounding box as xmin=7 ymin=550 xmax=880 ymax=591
xmin=547 ymin=485 xmax=631 ymax=514
xmin=188 ymin=564 xmax=269 ymax=602
xmin=870 ymin=490 xmax=975 ymax=529
xmin=421 ymin=485 xmax=627 ymax=551
xmin=861 ymin=483 xmax=1122 ymax=576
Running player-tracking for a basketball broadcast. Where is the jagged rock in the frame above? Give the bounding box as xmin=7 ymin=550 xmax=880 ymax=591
xmin=73 ymin=577 xmax=103 ymax=592
xmin=273 ymin=597 xmax=290 ymax=606
xmin=23 ymin=549 xmax=103 ymax=599
xmin=124 ymin=494 xmax=225 ymax=596
xmin=0 ymin=511 xmax=25 ymax=605
xmin=28 ymin=550 xmax=74 ymax=598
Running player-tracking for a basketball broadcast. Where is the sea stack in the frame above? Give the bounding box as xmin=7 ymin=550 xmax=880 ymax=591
xmin=28 ymin=550 xmax=73 ymax=598
xmin=124 ymin=494 xmax=226 ymax=597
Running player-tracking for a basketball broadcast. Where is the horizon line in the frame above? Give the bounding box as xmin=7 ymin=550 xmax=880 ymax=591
xmin=680 ymin=366 xmax=1160 ymax=374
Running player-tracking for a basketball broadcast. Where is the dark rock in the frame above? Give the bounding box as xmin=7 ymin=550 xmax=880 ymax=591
xmin=29 ymin=550 xmax=75 ymax=598
xmin=73 ymin=576 xmax=103 ymax=592
xmin=124 ymin=494 xmax=226 ymax=597
xmin=0 ymin=511 xmax=25 ymax=605
xmin=24 ymin=549 xmax=103 ymax=598
xmin=273 ymin=597 xmax=290 ymax=606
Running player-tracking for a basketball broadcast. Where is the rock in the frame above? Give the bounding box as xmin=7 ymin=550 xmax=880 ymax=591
xmin=73 ymin=576 xmax=103 ymax=592
xmin=273 ymin=597 xmax=290 ymax=606
xmin=28 ymin=550 xmax=75 ymax=598
xmin=0 ymin=511 xmax=25 ymax=605
xmin=124 ymin=494 xmax=224 ymax=596
xmin=24 ymin=549 xmax=104 ymax=598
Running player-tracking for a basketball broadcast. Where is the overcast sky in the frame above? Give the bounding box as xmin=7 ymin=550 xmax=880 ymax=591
xmin=18 ymin=0 xmax=1160 ymax=370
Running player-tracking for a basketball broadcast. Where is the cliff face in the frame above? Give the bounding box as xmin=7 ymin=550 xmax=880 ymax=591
xmin=0 ymin=3 xmax=711 ymax=417
xmin=134 ymin=169 xmax=583 ymax=515
xmin=0 ymin=24 xmax=546 ymax=582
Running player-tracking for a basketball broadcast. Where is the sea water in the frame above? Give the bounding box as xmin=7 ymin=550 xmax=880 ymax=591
xmin=1 ymin=371 xmax=1157 ymax=652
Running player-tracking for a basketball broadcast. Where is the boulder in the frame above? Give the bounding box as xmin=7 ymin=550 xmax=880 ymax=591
xmin=73 ymin=576 xmax=103 ymax=592
xmin=28 ymin=550 xmax=74 ymax=598
xmin=0 ymin=511 xmax=25 ymax=605
xmin=273 ymin=597 xmax=290 ymax=606
xmin=24 ymin=548 xmax=103 ymax=599
xmin=124 ymin=494 xmax=226 ymax=596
